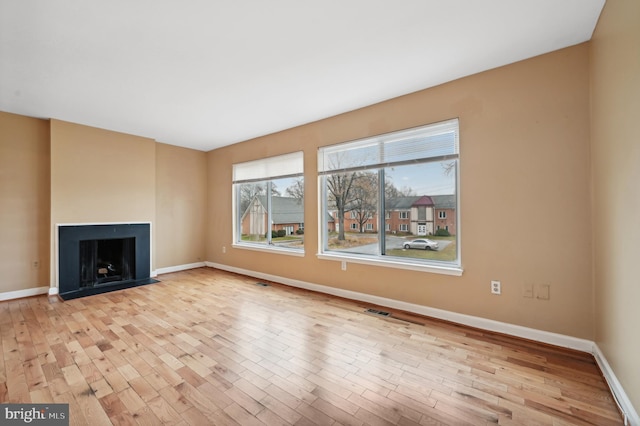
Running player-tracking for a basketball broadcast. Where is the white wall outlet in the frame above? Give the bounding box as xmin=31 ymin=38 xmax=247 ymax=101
xmin=222 ymin=246 xmax=226 ymax=254
xmin=341 ymin=261 xmax=347 ymax=271
xmin=491 ymin=280 xmax=501 ymax=295
xmin=537 ymin=284 xmax=550 ymax=300
xmin=523 ymin=283 xmax=534 ymax=298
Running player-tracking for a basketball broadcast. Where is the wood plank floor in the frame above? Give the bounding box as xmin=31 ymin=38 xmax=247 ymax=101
xmin=0 ymin=267 xmax=623 ymax=425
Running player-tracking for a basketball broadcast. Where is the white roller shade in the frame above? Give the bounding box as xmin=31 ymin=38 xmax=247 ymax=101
xmin=233 ymin=151 xmax=303 ymax=183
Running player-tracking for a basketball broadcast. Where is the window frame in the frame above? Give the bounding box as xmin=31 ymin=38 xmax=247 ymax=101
xmin=317 ymin=119 xmax=461 ymax=276
xmin=232 ymin=152 xmax=305 ymax=257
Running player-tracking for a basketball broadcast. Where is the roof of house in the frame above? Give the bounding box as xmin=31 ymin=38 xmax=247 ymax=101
xmin=255 ymin=196 xmax=304 ymax=224
xmin=386 ymin=197 xmax=421 ymax=210
xmin=431 ymin=195 xmax=456 ymax=209
xmin=247 ymin=196 xmax=334 ymax=224
xmin=387 ymin=195 xmax=455 ymax=210
xmin=413 ymin=195 xmax=434 ymax=206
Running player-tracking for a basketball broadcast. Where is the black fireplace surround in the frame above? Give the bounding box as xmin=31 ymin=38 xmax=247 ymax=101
xmin=58 ymin=224 xmax=157 ymax=300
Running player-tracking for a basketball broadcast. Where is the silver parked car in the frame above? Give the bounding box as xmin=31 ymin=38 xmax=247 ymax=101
xmin=403 ymin=238 xmax=439 ymax=250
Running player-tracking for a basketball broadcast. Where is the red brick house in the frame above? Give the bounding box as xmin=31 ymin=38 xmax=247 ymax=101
xmin=332 ymin=194 xmax=456 ymax=236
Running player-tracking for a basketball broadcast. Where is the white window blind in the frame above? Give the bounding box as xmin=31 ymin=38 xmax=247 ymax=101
xmin=233 ymin=151 xmax=303 ymax=183
xmin=318 ymin=119 xmax=459 ymax=174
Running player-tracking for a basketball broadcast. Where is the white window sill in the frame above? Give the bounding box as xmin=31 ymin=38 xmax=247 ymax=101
xmin=232 ymin=243 xmax=305 ymax=257
xmin=316 ymin=252 xmax=463 ymax=276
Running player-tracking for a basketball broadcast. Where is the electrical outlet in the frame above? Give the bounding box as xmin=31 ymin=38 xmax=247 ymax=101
xmin=341 ymin=261 xmax=347 ymax=271
xmin=491 ymin=280 xmax=501 ymax=295
xmin=222 ymin=246 xmax=226 ymax=254
xmin=537 ymin=284 xmax=550 ymax=300
xmin=523 ymin=283 xmax=534 ymax=298
xmin=33 ymin=260 xmax=39 ymax=269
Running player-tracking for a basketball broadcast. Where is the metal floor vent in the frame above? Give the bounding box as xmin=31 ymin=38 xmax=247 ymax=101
xmin=365 ymin=308 xmax=391 ymax=317
xmin=255 ymin=282 xmax=270 ymax=287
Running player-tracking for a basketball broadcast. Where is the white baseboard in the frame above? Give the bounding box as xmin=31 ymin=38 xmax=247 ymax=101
xmin=48 ymin=287 xmax=59 ymax=296
xmin=593 ymin=344 xmax=639 ymax=426
xmin=0 ymin=286 xmax=50 ymax=301
xmin=206 ymin=262 xmax=592 ymax=352
xmin=206 ymin=262 xmax=637 ymax=423
xmin=155 ymin=262 xmax=206 ymax=276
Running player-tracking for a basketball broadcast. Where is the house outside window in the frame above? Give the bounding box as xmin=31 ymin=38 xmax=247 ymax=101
xmin=233 ymin=152 xmax=304 ymax=255
xmin=318 ymin=119 xmax=460 ymax=273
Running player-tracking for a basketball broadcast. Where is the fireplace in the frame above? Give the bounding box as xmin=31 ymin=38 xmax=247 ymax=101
xmin=58 ymin=223 xmax=157 ymax=300
xmin=80 ymin=237 xmax=135 ymax=286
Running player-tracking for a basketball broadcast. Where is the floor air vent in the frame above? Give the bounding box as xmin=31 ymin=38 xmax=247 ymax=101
xmin=255 ymin=282 xmax=270 ymax=287
xmin=365 ymin=308 xmax=391 ymax=317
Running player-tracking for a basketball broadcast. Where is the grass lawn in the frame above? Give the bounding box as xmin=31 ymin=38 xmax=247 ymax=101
xmin=328 ymin=234 xmax=378 ymax=249
xmin=387 ymin=235 xmax=457 ymax=261
xmin=241 ymin=235 xmax=303 ymax=243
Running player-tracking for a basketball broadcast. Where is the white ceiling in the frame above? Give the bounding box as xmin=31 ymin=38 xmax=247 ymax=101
xmin=0 ymin=1 xmax=605 ymax=152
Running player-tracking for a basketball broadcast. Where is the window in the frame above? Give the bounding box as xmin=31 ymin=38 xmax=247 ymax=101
xmin=318 ymin=119 xmax=460 ymax=273
xmin=365 ymin=223 xmax=373 ymax=231
xmin=233 ymin=152 xmax=304 ymax=255
xmin=385 ymin=223 xmax=391 ymax=231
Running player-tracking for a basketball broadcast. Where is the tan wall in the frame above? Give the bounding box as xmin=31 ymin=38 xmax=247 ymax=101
xmin=590 ymin=0 xmax=640 ymax=413
xmin=0 ymin=112 xmax=50 ymax=292
xmin=155 ymin=143 xmax=207 ymax=269
xmin=50 ymin=120 xmax=156 ymax=286
xmin=207 ymin=44 xmax=594 ymax=338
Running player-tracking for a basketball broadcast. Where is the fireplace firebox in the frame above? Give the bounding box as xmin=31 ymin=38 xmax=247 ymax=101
xmin=80 ymin=237 xmax=135 ymax=286
xmin=58 ymin=224 xmax=157 ymax=300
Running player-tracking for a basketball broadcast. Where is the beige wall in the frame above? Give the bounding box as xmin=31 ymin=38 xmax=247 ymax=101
xmin=2 ymin=12 xmax=636 ymax=411
xmin=50 ymin=120 xmax=157 ymax=285
xmin=590 ymin=0 xmax=640 ymax=413
xmin=207 ymin=44 xmax=594 ymax=339
xmin=0 ymin=112 xmax=50 ymax=292
xmin=0 ymin=116 xmax=208 ymax=294
xmin=155 ymin=143 xmax=207 ymax=269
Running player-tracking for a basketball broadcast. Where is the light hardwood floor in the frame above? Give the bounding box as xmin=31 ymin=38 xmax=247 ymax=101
xmin=0 ymin=268 xmax=623 ymax=425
